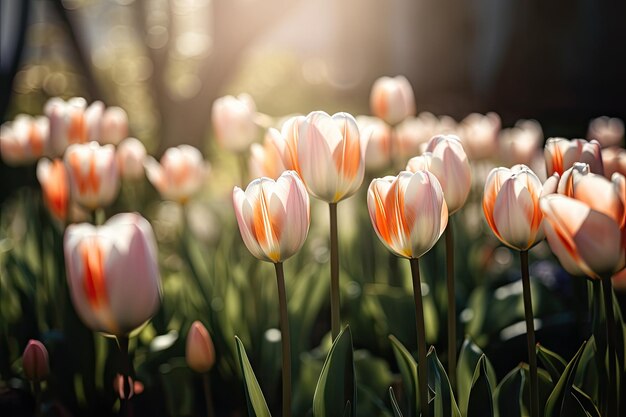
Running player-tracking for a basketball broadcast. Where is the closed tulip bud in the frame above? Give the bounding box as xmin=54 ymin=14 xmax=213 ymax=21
xmin=544 ymin=137 xmax=603 ymax=176
xmin=601 ymin=146 xmax=626 ymax=179
xmin=22 ymin=340 xmax=49 ymax=382
xmin=45 ymin=97 xmax=88 ymax=156
xmin=64 ymin=142 xmax=120 ymax=210
xmin=541 ymin=194 xmax=625 ymax=279
xmin=37 ymin=158 xmax=69 ymax=222
xmin=483 ymin=165 xmax=552 ymax=250
xmin=117 ymin=137 xmax=147 ymax=180
xmin=249 ymin=128 xmax=287 ymax=179
xmin=144 ymin=145 xmax=209 ymax=204
xmin=100 ymin=107 xmax=129 ymax=145
xmin=211 ymin=94 xmax=258 ymax=153
xmin=233 ymin=171 xmax=310 ymax=263
xmin=498 ymin=120 xmax=543 ymax=166
xmin=64 ymin=213 xmax=161 ymax=336
xmin=460 ymin=112 xmax=501 ymax=160
xmin=588 ymin=116 xmax=624 ymax=148
xmin=356 ymin=116 xmax=391 ymax=172
xmin=297 ymin=111 xmax=366 ymax=203
xmin=185 ymin=321 xmax=215 ymax=373
xmin=0 ymin=115 xmax=49 ymax=165
xmin=370 ymin=76 xmax=416 ymax=126
xmin=368 ymin=170 xmax=448 ymax=258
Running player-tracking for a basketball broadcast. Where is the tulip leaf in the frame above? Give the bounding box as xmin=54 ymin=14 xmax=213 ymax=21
xmin=456 ymin=336 xmax=496 ymax=416
xmin=426 ymin=346 xmax=461 ymax=417
xmin=235 ymin=336 xmax=272 ymax=417
xmin=544 ymin=341 xmax=586 ymax=417
xmin=571 ymin=386 xmax=601 ymax=417
xmin=389 ymin=387 xmax=405 ymax=417
xmin=574 ymin=336 xmax=598 ymax=401
xmin=537 ymin=344 xmax=567 ymax=386
xmin=494 ymin=366 xmax=524 ymax=417
xmin=389 ymin=334 xmax=419 ymax=416
xmin=466 ymin=355 xmax=494 ymax=417
xmin=313 ymin=326 xmax=356 ymax=417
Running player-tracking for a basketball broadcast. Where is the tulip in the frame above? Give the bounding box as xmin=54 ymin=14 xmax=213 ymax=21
xmin=85 ymin=101 xmax=105 ymax=141
xmin=45 ymin=97 xmax=88 ymax=156
xmin=117 ymin=137 xmax=147 ymax=181
xmin=601 ymin=146 xmax=626 ymax=179
xmin=544 ymin=137 xmax=603 ymax=176
xmin=278 ymin=115 xmax=305 ymax=172
xmin=356 ymin=116 xmax=391 ymax=173
xmin=249 ymin=128 xmax=287 ymax=179
xmin=37 ymin=158 xmax=69 ymax=222
xmin=211 ymin=94 xmax=258 ymax=153
xmin=498 ymin=120 xmax=543 ymax=166
xmin=64 ymin=141 xmax=120 ymax=210
xmin=144 ymin=145 xmax=209 ymax=204
xmin=588 ymin=116 xmax=624 ymax=148
xmin=369 ymin=75 xmax=416 ymax=126
xmin=0 ymin=115 xmax=49 ymax=166
xmin=186 ymin=321 xmax=216 ymax=373
xmin=459 ymin=112 xmax=501 ymax=160
xmin=64 ymin=212 xmax=162 ymax=336
xmin=100 ymin=107 xmax=129 ymax=145
xmin=22 ymin=340 xmax=49 ymax=382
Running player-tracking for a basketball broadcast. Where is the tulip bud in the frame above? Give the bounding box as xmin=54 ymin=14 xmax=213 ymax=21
xmin=117 ymin=137 xmax=147 ymax=180
xmin=100 ymin=107 xmax=129 ymax=145
xmin=369 ymin=76 xmax=415 ymax=126
xmin=0 ymin=115 xmax=49 ymax=165
xmin=249 ymin=128 xmax=287 ymax=179
xmin=459 ymin=112 xmax=501 ymax=160
xmin=587 ymin=116 xmax=624 ymax=148
xmin=211 ymin=94 xmax=258 ymax=153
xmin=64 ymin=213 xmax=162 ymax=336
xmin=185 ymin=321 xmax=215 ymax=373
xmin=144 ymin=145 xmax=209 ymax=204
xmin=22 ymin=340 xmax=49 ymax=382
xmin=498 ymin=120 xmax=543 ymax=166
xmin=45 ymin=97 xmax=88 ymax=156
xmin=544 ymin=137 xmax=603 ymax=176
xmin=37 ymin=158 xmax=70 ymax=222
xmin=233 ymin=171 xmax=310 ymax=263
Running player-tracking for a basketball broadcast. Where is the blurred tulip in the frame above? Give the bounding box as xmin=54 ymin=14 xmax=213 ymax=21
xmin=211 ymin=94 xmax=258 ymax=152
xmin=45 ymin=97 xmax=88 ymax=155
xmin=117 ymin=137 xmax=147 ymax=181
xmin=37 ymin=158 xmax=69 ymax=222
xmin=369 ymin=75 xmax=415 ymax=126
xmin=406 ymin=134 xmax=471 ymax=214
xmin=297 ymin=111 xmax=366 ymax=203
xmin=85 ymin=101 xmax=104 ymax=142
xmin=356 ymin=116 xmax=391 ymax=172
xmin=185 ymin=321 xmax=215 ymax=373
xmin=114 ymin=374 xmax=144 ymax=399
xmin=278 ymin=115 xmax=305 ymax=172
xmin=22 ymin=340 xmax=49 ymax=382
xmin=144 ymin=145 xmax=209 ymax=204
xmin=540 ymin=194 xmax=625 ymax=279
xmin=0 ymin=115 xmax=49 ymax=165
xmin=498 ymin=120 xmax=543 ymax=166
xmin=483 ymin=165 xmax=555 ymax=250
xmin=368 ymin=170 xmax=448 ymax=258
xmin=460 ymin=112 xmax=501 ymax=160
xmin=64 ymin=213 xmax=161 ymax=336
xmin=544 ymin=137 xmax=603 ymax=176
xmin=588 ymin=116 xmax=624 ymax=148
xmin=100 ymin=107 xmax=129 ymax=145
xmin=601 ymin=146 xmax=626 ymax=178
xmin=394 ymin=112 xmax=457 ymax=163
xmin=249 ymin=128 xmax=287 ymax=179
xmin=64 ymin=142 xmax=120 ymax=210
xmin=233 ymin=171 xmax=309 ymax=263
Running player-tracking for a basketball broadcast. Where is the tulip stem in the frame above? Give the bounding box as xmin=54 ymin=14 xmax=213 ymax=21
xmin=95 ymin=208 xmax=106 ymax=226
xmin=117 ymin=336 xmax=134 ymax=417
xmin=602 ymin=276 xmax=618 ymax=417
xmin=329 ymin=202 xmax=341 ymax=341
xmin=202 ymin=373 xmax=216 ymax=417
xmin=520 ymin=250 xmax=538 ymax=417
xmin=445 ymin=223 xmax=457 ymax=391
xmin=274 ymin=262 xmax=292 ymax=417
xmin=33 ymin=380 xmax=42 ymax=417
xmin=409 ymin=257 xmax=430 ymax=417
xmin=238 ymin=153 xmax=248 ymax=186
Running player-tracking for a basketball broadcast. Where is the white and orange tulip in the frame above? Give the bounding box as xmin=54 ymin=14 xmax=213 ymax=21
xmin=233 ymin=171 xmax=310 ymax=263
xmin=64 ymin=213 xmax=162 ymax=336
xmin=211 ymin=94 xmax=258 ymax=153
xmin=0 ymin=115 xmax=49 ymax=165
xmin=367 ymin=170 xmax=448 ymax=259
xmin=587 ymin=116 xmax=624 ymax=148
xmin=249 ymin=128 xmax=287 ymax=180
xmin=459 ymin=112 xmax=501 ymax=160
xmin=544 ymin=137 xmax=603 ymax=176
xmin=117 ymin=137 xmax=147 ymax=181
xmin=278 ymin=115 xmax=305 ymax=172
xmin=186 ymin=321 xmax=215 ymax=373
xmin=356 ymin=116 xmax=391 ymax=173
xmin=37 ymin=158 xmax=70 ymax=222
xmin=601 ymin=146 xmax=626 ymax=179
xmin=370 ymin=76 xmax=416 ymax=126
xmin=498 ymin=120 xmax=543 ymax=166
xmin=45 ymin=97 xmax=89 ymax=156
xmin=99 ymin=107 xmax=129 ymax=145
xmin=297 ymin=111 xmax=366 ymax=203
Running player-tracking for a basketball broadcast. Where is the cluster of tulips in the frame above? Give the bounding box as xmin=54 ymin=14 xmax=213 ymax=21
xmin=2 ymin=75 xmax=625 ymax=417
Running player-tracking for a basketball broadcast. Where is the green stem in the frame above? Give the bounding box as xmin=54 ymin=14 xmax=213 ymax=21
xmin=202 ymin=373 xmax=216 ymax=417
xmin=520 ymin=251 xmax=538 ymax=417
xmin=602 ymin=276 xmax=618 ymax=417
xmin=33 ymin=380 xmax=42 ymax=417
xmin=409 ymin=258 xmax=430 ymax=417
xmin=274 ymin=262 xmax=292 ymax=417
xmin=95 ymin=208 xmax=106 ymax=226
xmin=117 ymin=336 xmax=133 ymax=416
xmin=329 ymin=202 xmax=341 ymax=340
xmin=238 ymin=153 xmax=248 ymax=186
xmin=445 ymin=222 xmax=457 ymax=391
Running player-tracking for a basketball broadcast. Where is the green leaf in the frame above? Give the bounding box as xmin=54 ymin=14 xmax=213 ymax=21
xmin=494 ymin=366 xmax=524 ymax=417
xmin=537 ymin=344 xmax=567 ymax=386
xmin=457 ymin=337 xmax=497 ymax=416
xmin=544 ymin=341 xmax=587 ymax=417
xmin=571 ymin=386 xmax=600 ymax=417
xmin=313 ymin=326 xmax=356 ymax=417
xmin=235 ymin=336 xmax=272 ymax=417
xmin=389 ymin=387 xmax=405 ymax=417
xmin=389 ymin=334 xmax=418 ymax=416
xmin=427 ymin=347 xmax=461 ymax=417
xmin=467 ymin=355 xmax=494 ymax=417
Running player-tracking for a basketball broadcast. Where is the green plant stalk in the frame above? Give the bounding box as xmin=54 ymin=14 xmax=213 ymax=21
xmin=409 ymin=257 xmax=430 ymax=417
xmin=95 ymin=208 xmax=106 ymax=226
xmin=329 ymin=202 xmax=341 ymax=340
xmin=275 ymin=262 xmax=292 ymax=417
xmin=238 ymin=152 xmax=248 ymax=186
xmin=602 ymin=276 xmax=618 ymax=417
xmin=520 ymin=250 xmax=538 ymax=417
xmin=202 ymin=373 xmax=216 ymax=417
xmin=117 ymin=336 xmax=133 ymax=416
xmin=33 ymin=380 xmax=42 ymax=417
xmin=445 ymin=222 xmax=457 ymax=391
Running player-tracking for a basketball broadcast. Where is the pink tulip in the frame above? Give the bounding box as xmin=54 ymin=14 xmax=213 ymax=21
xmin=369 ymin=76 xmax=416 ymax=126
xmin=45 ymin=97 xmax=89 ymax=156
xmin=540 ymin=194 xmax=625 ymax=279
xmin=587 ymin=116 xmax=624 ymax=148
xmin=64 ymin=142 xmax=120 ymax=210
xmin=249 ymin=128 xmax=287 ymax=179
xmin=144 ymin=145 xmax=209 ymax=204
xmin=22 ymin=340 xmax=49 ymax=382
xmin=233 ymin=171 xmax=310 ymax=263
xmin=544 ymin=137 xmax=603 ymax=176
xmin=297 ymin=111 xmax=366 ymax=203
xmin=100 ymin=107 xmax=129 ymax=145
xmin=368 ymin=170 xmax=448 ymax=258
xmin=356 ymin=116 xmax=391 ymax=172
xmin=37 ymin=158 xmax=70 ymax=222
xmin=117 ymin=137 xmax=147 ymax=180
xmin=0 ymin=115 xmax=49 ymax=165
xmin=186 ymin=321 xmax=215 ymax=373
xmin=64 ymin=213 xmax=161 ymax=336
xmin=498 ymin=120 xmax=543 ymax=166
xmin=211 ymin=94 xmax=258 ymax=152
xmin=459 ymin=112 xmax=501 ymax=160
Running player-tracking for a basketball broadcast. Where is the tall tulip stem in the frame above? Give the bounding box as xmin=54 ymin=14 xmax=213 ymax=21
xmin=520 ymin=250 xmax=538 ymax=417
xmin=202 ymin=373 xmax=215 ymax=417
xmin=117 ymin=336 xmax=134 ymax=416
xmin=409 ymin=257 xmax=430 ymax=417
xmin=445 ymin=223 xmax=457 ymax=390
xmin=329 ymin=202 xmax=341 ymax=340
xmin=602 ymin=276 xmax=618 ymax=417
xmin=274 ymin=262 xmax=292 ymax=417
xmin=33 ymin=380 xmax=42 ymax=417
